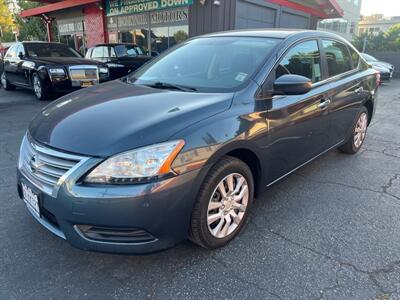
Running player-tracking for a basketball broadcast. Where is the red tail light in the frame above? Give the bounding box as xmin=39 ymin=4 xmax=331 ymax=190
xmin=376 ymin=71 xmax=381 ymax=86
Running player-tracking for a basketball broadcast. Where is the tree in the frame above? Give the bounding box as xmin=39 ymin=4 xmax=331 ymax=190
xmin=384 ymin=23 xmax=400 ymax=51
xmin=14 ymin=0 xmax=47 ymax=41
xmin=352 ymin=23 xmax=400 ymax=52
xmin=173 ymin=30 xmax=188 ymax=43
xmin=0 ymin=0 xmax=13 ymax=38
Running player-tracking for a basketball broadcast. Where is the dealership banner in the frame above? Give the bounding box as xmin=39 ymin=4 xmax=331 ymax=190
xmin=106 ymin=0 xmax=193 ymax=16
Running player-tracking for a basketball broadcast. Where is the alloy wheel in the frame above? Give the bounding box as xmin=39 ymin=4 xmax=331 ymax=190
xmin=354 ymin=112 xmax=368 ymax=149
xmin=33 ymin=75 xmax=42 ymax=99
xmin=1 ymin=73 xmax=7 ymax=88
xmin=207 ymin=173 xmax=249 ymax=239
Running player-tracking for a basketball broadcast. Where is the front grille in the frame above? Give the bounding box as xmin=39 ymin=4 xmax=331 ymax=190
xmin=19 ymin=135 xmax=86 ymax=195
xmin=69 ymin=66 xmax=99 ymax=81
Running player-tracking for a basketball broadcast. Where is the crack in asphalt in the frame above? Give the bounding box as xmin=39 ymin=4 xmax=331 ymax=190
xmin=364 ymin=147 xmax=400 ymax=160
xmin=248 ymin=218 xmax=392 ymax=296
xmin=295 ymin=173 xmax=400 ymax=202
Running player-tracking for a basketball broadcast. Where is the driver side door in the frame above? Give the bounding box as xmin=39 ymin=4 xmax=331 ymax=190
xmin=260 ymin=39 xmax=333 ymax=184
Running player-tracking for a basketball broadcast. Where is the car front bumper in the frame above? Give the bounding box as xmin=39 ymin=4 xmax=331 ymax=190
xmin=17 ymin=167 xmax=202 ymax=254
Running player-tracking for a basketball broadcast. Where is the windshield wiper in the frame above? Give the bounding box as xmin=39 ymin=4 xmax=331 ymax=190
xmin=143 ymin=81 xmax=197 ymax=92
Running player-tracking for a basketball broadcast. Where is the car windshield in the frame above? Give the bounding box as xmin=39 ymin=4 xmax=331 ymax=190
xmin=361 ymin=53 xmax=378 ymax=62
xmin=25 ymin=43 xmax=81 ymax=58
xmin=115 ymin=45 xmax=145 ymax=57
xmin=130 ymin=37 xmax=282 ymax=92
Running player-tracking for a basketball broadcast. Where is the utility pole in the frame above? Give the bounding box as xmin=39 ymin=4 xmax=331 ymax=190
xmin=362 ymin=35 xmax=367 ymax=52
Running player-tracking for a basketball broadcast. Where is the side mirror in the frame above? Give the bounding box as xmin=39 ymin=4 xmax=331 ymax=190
xmin=273 ymin=74 xmax=312 ymax=95
xmin=18 ymin=52 xmax=24 ymax=59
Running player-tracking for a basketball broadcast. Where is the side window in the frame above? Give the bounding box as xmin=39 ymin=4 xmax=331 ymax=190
xmin=5 ymin=45 xmax=16 ymax=58
xmin=349 ymin=47 xmax=360 ymax=69
xmin=322 ymin=40 xmax=352 ymax=77
xmin=92 ymin=46 xmax=108 ymax=58
xmin=16 ymin=44 xmax=25 ymax=57
xmin=276 ymin=40 xmax=322 ymax=83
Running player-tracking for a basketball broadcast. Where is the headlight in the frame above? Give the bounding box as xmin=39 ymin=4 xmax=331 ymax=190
xmin=84 ymin=140 xmax=185 ymax=184
xmin=99 ymin=67 xmax=109 ymax=74
xmin=48 ymin=68 xmax=66 ymax=75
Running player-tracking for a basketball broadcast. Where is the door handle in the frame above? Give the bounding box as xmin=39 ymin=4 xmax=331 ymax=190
xmin=355 ymin=87 xmax=364 ymax=94
xmin=318 ymin=99 xmax=331 ymax=109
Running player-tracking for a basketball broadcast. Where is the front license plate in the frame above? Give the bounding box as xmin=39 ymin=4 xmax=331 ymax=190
xmin=22 ymin=183 xmax=40 ymax=218
xmin=81 ymin=81 xmax=94 ymax=87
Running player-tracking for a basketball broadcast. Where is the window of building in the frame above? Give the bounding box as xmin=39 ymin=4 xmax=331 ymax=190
xmin=322 ymin=40 xmax=352 ymax=77
xmin=276 ymin=40 xmax=322 ymax=83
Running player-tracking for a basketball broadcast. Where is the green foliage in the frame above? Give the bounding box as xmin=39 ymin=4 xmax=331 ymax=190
xmin=353 ymin=23 xmax=400 ymax=52
xmin=15 ymin=0 xmax=47 ymax=42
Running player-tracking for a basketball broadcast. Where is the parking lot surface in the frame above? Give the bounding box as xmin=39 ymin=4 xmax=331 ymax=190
xmin=1 ymin=82 xmax=400 ymax=300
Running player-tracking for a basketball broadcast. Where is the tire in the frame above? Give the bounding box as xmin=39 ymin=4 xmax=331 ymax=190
xmin=1 ymin=72 xmax=16 ymax=91
xmin=339 ymin=106 xmax=369 ymax=154
xmin=189 ymin=156 xmax=254 ymax=249
xmin=32 ymin=73 xmax=52 ymax=100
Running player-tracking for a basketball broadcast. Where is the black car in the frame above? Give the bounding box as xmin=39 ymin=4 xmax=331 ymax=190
xmin=361 ymin=53 xmax=394 ymax=81
xmin=85 ymin=43 xmax=152 ymax=80
xmin=17 ymin=30 xmax=379 ymax=254
xmin=1 ymin=42 xmax=109 ymax=100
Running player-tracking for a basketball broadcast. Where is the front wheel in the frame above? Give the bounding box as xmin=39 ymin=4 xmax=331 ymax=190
xmin=1 ymin=72 xmax=16 ymax=90
xmin=189 ymin=156 xmax=254 ymax=249
xmin=339 ymin=107 xmax=369 ymax=154
xmin=32 ymin=73 xmax=52 ymax=100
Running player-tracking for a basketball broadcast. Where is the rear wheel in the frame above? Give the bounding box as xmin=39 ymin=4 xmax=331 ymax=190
xmin=32 ymin=73 xmax=52 ymax=100
xmin=189 ymin=156 xmax=254 ymax=249
xmin=1 ymin=72 xmax=16 ymax=90
xmin=339 ymin=107 xmax=369 ymax=154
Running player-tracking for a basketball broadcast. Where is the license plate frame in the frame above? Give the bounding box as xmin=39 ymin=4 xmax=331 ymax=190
xmin=21 ymin=182 xmax=40 ymax=218
xmin=80 ymin=81 xmax=94 ymax=88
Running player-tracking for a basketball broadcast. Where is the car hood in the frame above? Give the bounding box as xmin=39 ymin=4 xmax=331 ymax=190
xmin=31 ymin=57 xmax=101 ymax=66
xmin=370 ymin=61 xmax=392 ymax=70
xmin=29 ymin=80 xmax=233 ymax=157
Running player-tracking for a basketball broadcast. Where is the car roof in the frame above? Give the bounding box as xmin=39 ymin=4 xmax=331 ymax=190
xmin=21 ymin=41 xmax=66 ymax=45
xmin=201 ymin=29 xmax=349 ymax=42
xmin=93 ymin=43 xmax=140 ymax=47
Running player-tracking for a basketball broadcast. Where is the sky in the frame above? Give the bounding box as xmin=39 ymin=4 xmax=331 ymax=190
xmin=360 ymin=0 xmax=400 ymax=17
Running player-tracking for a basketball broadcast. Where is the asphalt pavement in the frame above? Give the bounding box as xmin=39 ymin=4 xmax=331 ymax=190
xmin=1 ymin=81 xmax=400 ymax=300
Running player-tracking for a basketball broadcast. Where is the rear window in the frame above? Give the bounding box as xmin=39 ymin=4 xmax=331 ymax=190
xmin=322 ymin=40 xmax=352 ymax=77
xmin=115 ymin=45 xmax=145 ymax=57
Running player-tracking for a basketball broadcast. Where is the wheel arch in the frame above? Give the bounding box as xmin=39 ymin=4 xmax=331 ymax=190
xmin=363 ymin=98 xmax=374 ymax=125
xmin=202 ymin=141 xmax=264 ymax=197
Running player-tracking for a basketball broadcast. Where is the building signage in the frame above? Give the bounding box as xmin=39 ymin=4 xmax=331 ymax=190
xmin=107 ymin=7 xmax=188 ymax=30
xmin=106 ymin=0 xmax=193 ymax=16
xmin=58 ymin=21 xmax=84 ymax=34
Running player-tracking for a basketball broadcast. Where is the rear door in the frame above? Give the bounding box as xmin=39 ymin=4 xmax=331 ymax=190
xmin=14 ymin=44 xmax=30 ymax=86
xmin=260 ymin=39 xmax=332 ymax=182
xmin=320 ymin=39 xmax=367 ymax=146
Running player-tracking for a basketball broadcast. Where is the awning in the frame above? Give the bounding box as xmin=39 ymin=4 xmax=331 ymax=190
xmin=267 ymin=0 xmax=344 ymax=19
xmin=20 ymin=0 xmax=100 ymax=18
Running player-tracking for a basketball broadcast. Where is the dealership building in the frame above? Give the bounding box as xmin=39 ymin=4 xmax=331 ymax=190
xmin=21 ymin=0 xmax=343 ymax=54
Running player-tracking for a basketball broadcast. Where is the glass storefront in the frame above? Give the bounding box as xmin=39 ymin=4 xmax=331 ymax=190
xmin=107 ymin=7 xmax=189 ymax=55
xmin=57 ymin=19 xmax=87 ymax=55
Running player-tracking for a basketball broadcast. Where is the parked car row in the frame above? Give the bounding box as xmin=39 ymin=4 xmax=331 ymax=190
xmin=1 ymin=42 xmax=153 ymax=100
xmin=360 ymin=53 xmax=395 ymax=82
xmin=16 ymin=30 xmax=380 ymax=254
